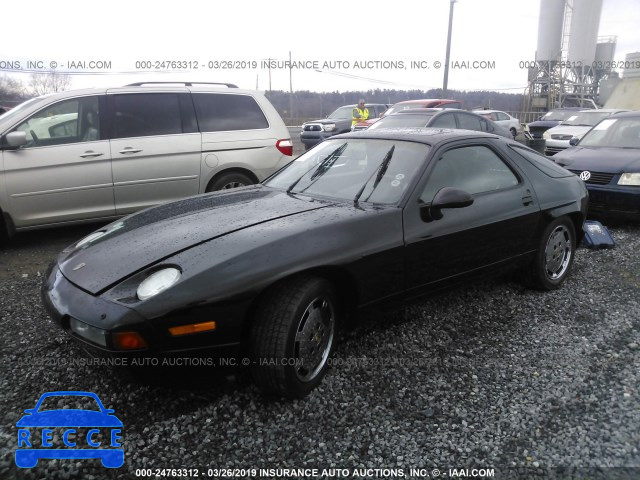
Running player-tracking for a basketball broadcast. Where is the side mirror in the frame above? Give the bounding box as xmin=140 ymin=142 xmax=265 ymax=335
xmin=420 ymin=187 xmax=474 ymax=222
xmin=569 ymin=137 xmax=579 ymax=146
xmin=538 ymin=116 xmax=542 ymax=121
xmin=5 ymin=131 xmax=27 ymax=148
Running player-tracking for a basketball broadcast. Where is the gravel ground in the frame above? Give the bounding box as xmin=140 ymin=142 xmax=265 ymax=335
xmin=1 ymin=219 xmax=639 ymax=480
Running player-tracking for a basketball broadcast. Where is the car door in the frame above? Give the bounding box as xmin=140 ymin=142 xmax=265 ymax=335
xmin=107 ymin=91 xmax=201 ymax=215
xmin=2 ymin=95 xmax=114 ymax=228
xmin=402 ymin=140 xmax=540 ymax=295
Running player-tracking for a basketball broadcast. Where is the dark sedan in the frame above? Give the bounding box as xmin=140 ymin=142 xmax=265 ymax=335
xmin=553 ymin=112 xmax=640 ymax=219
xmin=42 ymin=129 xmax=588 ymax=398
xmin=368 ymin=108 xmax=512 ymax=138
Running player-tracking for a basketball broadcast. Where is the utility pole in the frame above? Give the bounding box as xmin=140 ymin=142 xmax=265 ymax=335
xmin=443 ymin=0 xmax=457 ymax=96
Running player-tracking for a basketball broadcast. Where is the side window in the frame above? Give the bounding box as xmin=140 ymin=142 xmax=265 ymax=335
xmin=193 ymin=93 xmax=269 ymax=132
xmin=479 ymin=118 xmax=491 ymax=132
xmin=430 ymin=113 xmax=456 ymax=128
xmin=420 ymin=145 xmax=519 ymax=203
xmin=456 ymin=113 xmax=482 ymax=131
xmin=14 ymin=96 xmax=100 ymax=147
xmin=113 ymin=94 xmax=182 ymax=139
xmin=497 ymin=112 xmax=509 ymax=121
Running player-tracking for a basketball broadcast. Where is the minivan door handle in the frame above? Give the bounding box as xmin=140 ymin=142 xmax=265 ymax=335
xmin=522 ymin=189 xmax=533 ymax=206
xmin=118 ymin=148 xmax=142 ymax=154
xmin=79 ymin=151 xmax=104 ymax=158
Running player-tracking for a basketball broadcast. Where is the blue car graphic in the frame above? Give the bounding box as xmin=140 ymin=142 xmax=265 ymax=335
xmin=16 ymin=391 xmax=123 ymax=468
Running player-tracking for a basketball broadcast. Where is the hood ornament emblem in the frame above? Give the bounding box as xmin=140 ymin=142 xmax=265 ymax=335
xmin=579 ymin=171 xmax=591 ymax=181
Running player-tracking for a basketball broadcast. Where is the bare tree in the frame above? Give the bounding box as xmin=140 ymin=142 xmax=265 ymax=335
xmin=29 ymin=71 xmax=72 ymax=96
xmin=0 ymin=75 xmax=27 ymax=109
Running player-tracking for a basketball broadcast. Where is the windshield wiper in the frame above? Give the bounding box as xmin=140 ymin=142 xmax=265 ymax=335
xmin=353 ymin=145 xmax=396 ymax=205
xmin=286 ymin=143 xmax=347 ymax=194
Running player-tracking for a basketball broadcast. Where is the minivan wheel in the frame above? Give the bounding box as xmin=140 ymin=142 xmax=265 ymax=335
xmin=249 ymin=275 xmax=337 ymax=398
xmin=525 ymin=217 xmax=575 ymax=290
xmin=206 ymin=172 xmax=254 ymax=192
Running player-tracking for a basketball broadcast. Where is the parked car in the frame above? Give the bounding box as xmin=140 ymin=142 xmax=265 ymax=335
xmin=43 ymin=128 xmax=587 ymax=398
xmin=525 ymin=107 xmax=584 ymax=139
xmin=543 ymin=109 xmax=629 ymax=156
xmin=553 ymin=111 xmax=640 ymax=219
xmin=300 ymin=103 xmax=389 ymax=149
xmin=352 ymin=99 xmax=462 ymax=131
xmin=473 ymin=110 xmax=521 ymax=139
xmin=0 ymin=82 xmax=292 ymax=241
xmin=368 ymin=108 xmax=512 ymax=138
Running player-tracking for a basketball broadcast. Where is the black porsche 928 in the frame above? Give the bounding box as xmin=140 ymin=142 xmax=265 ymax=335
xmin=43 ymin=128 xmax=588 ymax=397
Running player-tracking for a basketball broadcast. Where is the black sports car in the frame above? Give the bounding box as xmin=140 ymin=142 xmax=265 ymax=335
xmin=553 ymin=112 xmax=640 ymax=219
xmin=42 ymin=129 xmax=588 ymax=398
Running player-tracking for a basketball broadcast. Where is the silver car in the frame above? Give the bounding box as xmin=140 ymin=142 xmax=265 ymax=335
xmin=0 ymin=82 xmax=292 ymax=239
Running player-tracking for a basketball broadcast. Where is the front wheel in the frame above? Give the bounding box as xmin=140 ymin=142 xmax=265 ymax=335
xmin=510 ymin=127 xmax=517 ymax=139
xmin=249 ymin=275 xmax=338 ymax=398
xmin=526 ymin=217 xmax=576 ymax=290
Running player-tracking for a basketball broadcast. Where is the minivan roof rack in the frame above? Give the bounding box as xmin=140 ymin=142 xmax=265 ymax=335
xmin=125 ymin=82 xmax=238 ymax=88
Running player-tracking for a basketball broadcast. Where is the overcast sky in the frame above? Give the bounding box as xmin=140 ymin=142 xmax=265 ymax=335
xmin=3 ymin=0 xmax=638 ymax=93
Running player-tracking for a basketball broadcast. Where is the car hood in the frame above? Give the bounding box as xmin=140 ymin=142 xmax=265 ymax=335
xmin=547 ymin=125 xmax=591 ymax=136
xmin=305 ymin=118 xmax=348 ymax=125
xmin=59 ymin=187 xmax=332 ymax=294
xmin=528 ymin=120 xmax=560 ymax=128
xmin=16 ymin=410 xmax=123 ymax=427
xmin=553 ymin=146 xmax=640 ymax=172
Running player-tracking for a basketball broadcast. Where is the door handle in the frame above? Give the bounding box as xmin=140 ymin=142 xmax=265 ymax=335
xmin=522 ymin=191 xmax=533 ymax=206
xmin=119 ymin=148 xmax=142 ymax=154
xmin=79 ymin=151 xmax=104 ymax=158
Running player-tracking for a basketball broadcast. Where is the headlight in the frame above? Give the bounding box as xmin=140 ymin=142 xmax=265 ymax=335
xmin=137 ymin=267 xmax=181 ymax=300
xmin=323 ymin=123 xmax=336 ymax=132
xmin=543 ymin=130 xmax=552 ymax=140
xmin=618 ymin=173 xmax=640 ymax=186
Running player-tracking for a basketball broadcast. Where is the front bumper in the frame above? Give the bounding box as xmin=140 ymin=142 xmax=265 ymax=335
xmin=585 ymin=184 xmax=640 ymax=219
xmin=300 ymin=131 xmax=336 ymax=147
xmin=41 ymin=264 xmax=244 ymax=362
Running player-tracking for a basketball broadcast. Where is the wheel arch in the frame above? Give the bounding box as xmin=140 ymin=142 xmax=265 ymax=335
xmin=241 ymin=265 xmax=360 ymax=342
xmin=205 ymin=168 xmax=260 ymax=192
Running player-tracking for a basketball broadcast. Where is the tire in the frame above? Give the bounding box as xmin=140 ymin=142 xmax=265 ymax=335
xmin=510 ymin=127 xmax=517 ymax=139
xmin=249 ymin=275 xmax=338 ymax=398
xmin=525 ymin=217 xmax=576 ymax=290
xmin=206 ymin=172 xmax=254 ymax=192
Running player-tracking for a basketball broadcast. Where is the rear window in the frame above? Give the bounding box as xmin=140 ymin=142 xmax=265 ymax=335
xmin=193 ymin=93 xmax=269 ymax=132
xmin=509 ymin=145 xmax=573 ymax=178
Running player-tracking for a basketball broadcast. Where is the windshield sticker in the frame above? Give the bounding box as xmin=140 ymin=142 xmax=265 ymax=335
xmin=594 ymin=119 xmax=617 ymax=130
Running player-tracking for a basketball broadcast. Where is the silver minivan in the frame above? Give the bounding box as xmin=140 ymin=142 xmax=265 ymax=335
xmin=0 ymin=82 xmax=293 ymax=239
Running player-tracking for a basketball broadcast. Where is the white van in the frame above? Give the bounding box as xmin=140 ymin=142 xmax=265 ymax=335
xmin=0 ymin=82 xmax=293 ymax=238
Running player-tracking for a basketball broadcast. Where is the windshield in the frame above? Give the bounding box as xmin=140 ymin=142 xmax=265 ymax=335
xmin=369 ymin=114 xmax=435 ymax=130
xmin=561 ymin=111 xmax=615 ymax=127
xmin=579 ymin=117 xmax=640 ymax=149
xmin=264 ymin=139 xmax=429 ymax=204
xmin=0 ymin=97 xmax=44 ymax=124
xmin=327 ymin=106 xmax=355 ymax=120
xmin=542 ymin=110 xmax=580 ymax=122
xmin=385 ymin=102 xmax=429 ymax=116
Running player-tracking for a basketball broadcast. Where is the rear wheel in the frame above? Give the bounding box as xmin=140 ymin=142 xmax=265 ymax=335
xmin=206 ymin=172 xmax=254 ymax=192
xmin=526 ymin=217 xmax=575 ymax=290
xmin=249 ymin=275 xmax=337 ymax=398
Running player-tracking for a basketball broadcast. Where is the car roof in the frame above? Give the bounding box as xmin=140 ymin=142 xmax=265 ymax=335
xmin=606 ymin=111 xmax=640 ymax=118
xmin=393 ymin=108 xmax=446 ymax=114
xmin=333 ymin=127 xmax=501 ymax=145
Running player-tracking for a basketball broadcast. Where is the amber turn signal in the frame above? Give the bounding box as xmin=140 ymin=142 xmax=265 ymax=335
xmin=112 ymin=331 xmax=148 ymax=350
xmin=168 ymin=321 xmax=216 ymax=337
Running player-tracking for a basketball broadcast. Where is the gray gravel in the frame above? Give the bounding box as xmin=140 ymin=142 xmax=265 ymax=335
xmin=1 ymin=223 xmax=639 ymax=480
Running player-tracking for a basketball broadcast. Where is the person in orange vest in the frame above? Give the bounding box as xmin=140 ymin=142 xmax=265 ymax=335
xmin=352 ymin=99 xmax=369 ymax=127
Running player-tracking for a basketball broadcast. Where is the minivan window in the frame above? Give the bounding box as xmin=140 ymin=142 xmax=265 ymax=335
xmin=13 ymin=96 xmax=100 ymax=147
xmin=113 ymin=93 xmax=182 ymax=138
xmin=193 ymin=93 xmax=269 ymax=132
